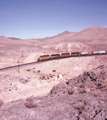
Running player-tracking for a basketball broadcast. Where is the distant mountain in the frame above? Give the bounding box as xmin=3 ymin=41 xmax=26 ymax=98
xmin=0 ymin=26 xmax=107 ymax=46
xmin=8 ymin=37 xmax=21 ymax=40
xmin=35 ymin=26 xmax=107 ymax=44
xmin=55 ymin=31 xmax=70 ymax=36
xmin=38 ymin=26 xmax=107 ymax=51
xmin=0 ymin=26 xmax=107 ymax=56
xmin=69 ymin=26 xmax=107 ymax=41
xmin=1 ymin=26 xmax=107 ymax=42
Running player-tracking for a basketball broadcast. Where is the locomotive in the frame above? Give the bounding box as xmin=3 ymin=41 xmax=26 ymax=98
xmin=38 ymin=50 xmax=107 ymax=62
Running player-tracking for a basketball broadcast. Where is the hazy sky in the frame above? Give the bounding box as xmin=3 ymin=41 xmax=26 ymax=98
xmin=0 ymin=0 xmax=107 ymax=39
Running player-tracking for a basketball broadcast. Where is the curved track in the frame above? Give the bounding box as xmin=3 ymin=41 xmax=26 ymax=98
xmin=0 ymin=53 xmax=106 ymax=71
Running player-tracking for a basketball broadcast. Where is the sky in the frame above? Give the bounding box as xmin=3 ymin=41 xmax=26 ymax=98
xmin=0 ymin=0 xmax=107 ymax=39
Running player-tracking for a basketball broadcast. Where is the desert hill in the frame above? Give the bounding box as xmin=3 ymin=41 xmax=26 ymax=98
xmin=1 ymin=26 xmax=107 ymax=43
xmin=37 ymin=26 xmax=107 ymax=52
xmin=35 ymin=31 xmax=77 ymax=44
xmin=35 ymin=26 xmax=107 ymax=43
xmin=0 ymin=26 xmax=107 ymax=64
xmin=0 ymin=26 xmax=107 ymax=119
xmin=69 ymin=26 xmax=107 ymax=41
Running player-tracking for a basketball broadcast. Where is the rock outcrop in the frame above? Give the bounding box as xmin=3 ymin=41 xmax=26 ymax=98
xmin=0 ymin=67 xmax=107 ymax=120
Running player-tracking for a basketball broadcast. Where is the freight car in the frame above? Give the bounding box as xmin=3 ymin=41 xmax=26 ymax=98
xmin=38 ymin=55 xmax=50 ymax=62
xmin=71 ymin=52 xmax=80 ymax=57
xmin=60 ymin=53 xmax=70 ymax=58
xmin=80 ymin=51 xmax=88 ymax=56
xmin=50 ymin=54 xmax=60 ymax=59
xmin=98 ymin=50 xmax=106 ymax=54
xmin=92 ymin=50 xmax=106 ymax=55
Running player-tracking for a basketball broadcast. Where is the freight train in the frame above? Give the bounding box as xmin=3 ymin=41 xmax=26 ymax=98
xmin=38 ymin=50 xmax=107 ymax=62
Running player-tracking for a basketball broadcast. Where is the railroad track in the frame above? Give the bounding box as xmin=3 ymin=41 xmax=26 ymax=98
xmin=0 ymin=53 xmax=107 ymax=71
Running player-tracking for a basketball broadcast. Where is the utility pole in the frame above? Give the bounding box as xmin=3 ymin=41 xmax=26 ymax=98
xmin=17 ymin=59 xmax=20 ymax=73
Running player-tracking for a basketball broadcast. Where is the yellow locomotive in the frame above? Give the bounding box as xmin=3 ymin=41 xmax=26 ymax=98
xmin=38 ymin=55 xmax=50 ymax=62
xmin=60 ymin=53 xmax=70 ymax=58
xmin=71 ymin=52 xmax=80 ymax=56
xmin=50 ymin=54 xmax=60 ymax=59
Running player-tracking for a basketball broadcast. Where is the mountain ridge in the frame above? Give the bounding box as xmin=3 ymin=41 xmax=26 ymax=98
xmin=0 ymin=26 xmax=107 ymax=42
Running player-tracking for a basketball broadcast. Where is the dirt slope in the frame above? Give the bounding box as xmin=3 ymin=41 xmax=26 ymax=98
xmin=0 ymin=65 xmax=107 ymax=120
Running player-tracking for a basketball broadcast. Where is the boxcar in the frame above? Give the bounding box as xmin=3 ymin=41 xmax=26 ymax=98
xmin=99 ymin=50 xmax=106 ymax=54
xmin=60 ymin=53 xmax=70 ymax=58
xmin=50 ymin=54 xmax=60 ymax=59
xmin=38 ymin=55 xmax=50 ymax=61
xmin=92 ymin=51 xmax=99 ymax=55
xmin=80 ymin=51 xmax=88 ymax=56
xmin=92 ymin=51 xmax=106 ymax=55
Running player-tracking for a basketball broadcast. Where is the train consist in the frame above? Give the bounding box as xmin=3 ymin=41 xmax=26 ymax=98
xmin=38 ymin=50 xmax=107 ymax=62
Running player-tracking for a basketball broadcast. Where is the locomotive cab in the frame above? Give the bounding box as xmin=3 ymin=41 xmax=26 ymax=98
xmin=38 ymin=55 xmax=50 ymax=62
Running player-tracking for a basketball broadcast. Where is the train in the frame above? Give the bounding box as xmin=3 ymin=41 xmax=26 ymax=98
xmin=38 ymin=50 xmax=107 ymax=62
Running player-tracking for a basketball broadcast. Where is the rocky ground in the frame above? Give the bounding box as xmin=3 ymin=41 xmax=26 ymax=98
xmin=0 ymin=55 xmax=105 ymax=103
xmin=0 ymin=65 xmax=107 ymax=120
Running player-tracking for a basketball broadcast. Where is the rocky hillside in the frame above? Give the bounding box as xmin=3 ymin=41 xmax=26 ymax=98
xmin=0 ymin=66 xmax=107 ymax=120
